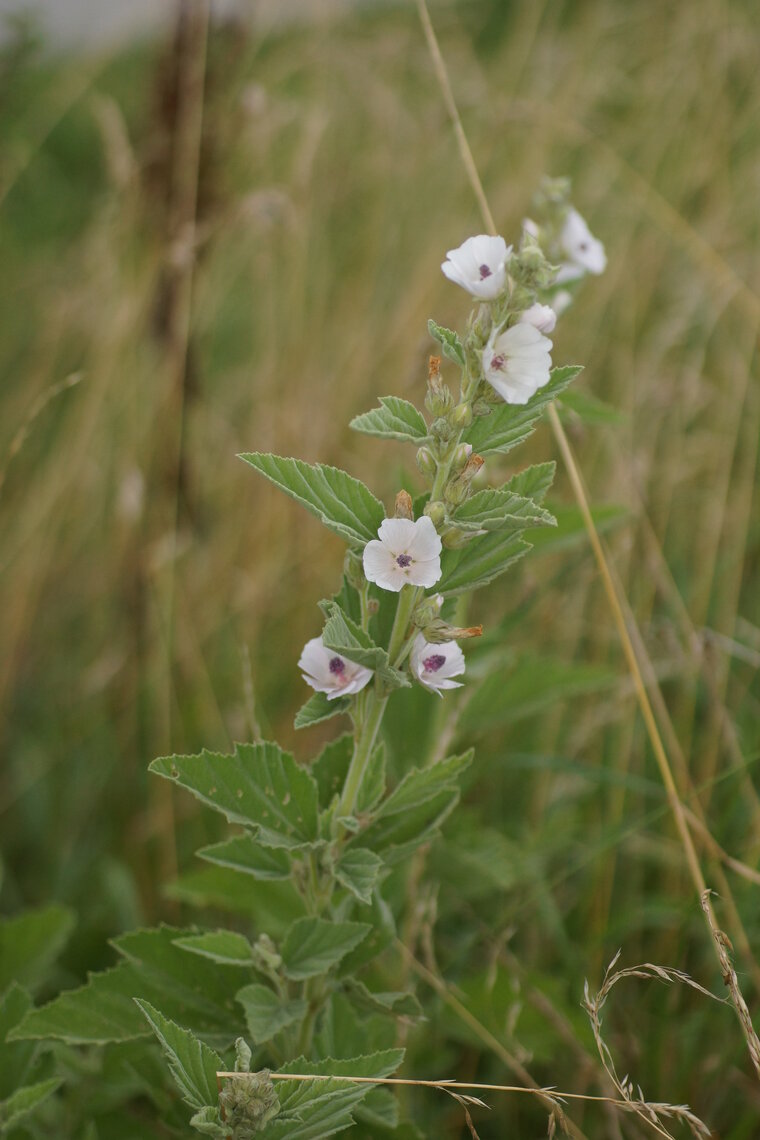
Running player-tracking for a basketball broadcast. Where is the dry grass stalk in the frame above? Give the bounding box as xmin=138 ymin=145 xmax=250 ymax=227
xmin=700 ymin=890 xmax=760 ymax=1081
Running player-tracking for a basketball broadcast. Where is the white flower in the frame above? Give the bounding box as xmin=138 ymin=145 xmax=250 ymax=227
xmin=482 ymin=322 xmax=553 ymax=405
xmin=441 ymin=235 xmax=511 ymax=300
xmin=558 ymin=208 xmax=606 ymax=276
xmin=520 ymin=302 xmax=557 ymax=334
xmin=411 ymin=634 xmax=465 ymax=696
xmin=298 ymin=637 xmax=373 ymax=700
xmin=552 ymin=289 xmax=573 ymax=317
xmin=363 ymin=516 xmax=442 ymax=593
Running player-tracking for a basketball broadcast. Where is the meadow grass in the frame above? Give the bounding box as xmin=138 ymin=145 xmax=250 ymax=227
xmin=1 ymin=0 xmax=759 ymax=1135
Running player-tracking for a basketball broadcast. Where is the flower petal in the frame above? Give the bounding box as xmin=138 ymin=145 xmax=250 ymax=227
xmin=405 ymin=515 xmax=442 ymax=560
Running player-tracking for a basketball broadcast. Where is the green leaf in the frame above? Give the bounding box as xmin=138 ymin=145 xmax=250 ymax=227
xmin=356 ymin=742 xmax=386 ymax=815
xmin=165 ymin=867 xmax=305 ymax=932
xmin=428 ymin=319 xmax=465 ymax=366
xmin=344 ymin=979 xmax=423 ymax=1020
xmin=10 ymin=926 xmax=249 ymax=1046
xmin=311 ymin=735 xmax=353 ymax=808
xmin=174 ymin=931 xmax=253 ymax=967
xmin=0 ymin=904 xmax=75 ymax=994
xmin=0 ymin=985 xmax=35 ymax=1099
xmin=436 ymin=531 xmax=531 ymax=596
xmin=258 ymin=1050 xmax=404 ymax=1140
xmin=334 ymin=848 xmax=385 ymax=905
xmin=321 ymin=602 xmax=410 ymax=690
xmin=281 ymin=919 xmax=370 ymax=981
xmin=451 ymin=487 xmax=555 ymax=533
xmin=198 ymin=835 xmax=291 ymax=881
xmin=295 ymin=691 xmax=351 ymax=730
xmin=350 ymin=397 xmax=429 ymax=444
xmin=358 ymin=751 xmax=473 ymax=863
xmin=464 ymin=365 xmax=582 ymax=456
xmin=239 ymin=453 xmax=384 ymax=549
xmin=150 ymin=741 xmax=319 ymax=851
xmin=504 ymin=461 xmax=556 ymax=504
xmin=0 ymin=1077 xmax=61 ymax=1133
xmin=135 ymin=1000 xmax=222 ymax=1111
xmin=236 ymin=984 xmax=307 ymax=1044
xmin=189 ymin=1105 xmax=226 ymax=1137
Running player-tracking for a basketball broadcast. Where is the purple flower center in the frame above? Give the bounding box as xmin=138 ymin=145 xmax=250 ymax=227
xmin=423 ymin=654 xmax=446 ymax=673
xmin=478 ymin=263 xmax=492 ymax=279
xmin=490 ymin=353 xmax=506 ymax=371
xmin=396 ymin=553 xmax=413 ymax=568
xmin=328 ymin=656 xmax=346 ymax=675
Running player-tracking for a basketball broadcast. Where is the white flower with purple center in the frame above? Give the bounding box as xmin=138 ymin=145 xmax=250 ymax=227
xmin=556 ymin=208 xmax=606 ymax=281
xmin=441 ymin=234 xmax=511 ymax=300
xmin=411 ymin=634 xmax=465 ymax=696
xmin=520 ymin=302 xmax=557 ymax=334
xmin=298 ymin=637 xmax=373 ymax=700
xmin=482 ymin=321 xmax=553 ymax=405
xmin=362 ymin=516 xmax=442 ymax=593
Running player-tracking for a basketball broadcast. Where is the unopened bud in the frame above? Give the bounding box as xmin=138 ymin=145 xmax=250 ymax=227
xmin=235 ymin=1037 xmax=252 ymax=1073
xmin=441 ymin=525 xmax=471 ymax=548
xmin=419 ymin=617 xmax=483 ymax=644
xmin=394 ymin=489 xmax=413 ymax=519
xmin=252 ymin=933 xmax=281 ymax=974
xmin=443 ymin=480 xmax=469 ymax=507
xmin=451 ymin=443 xmax=472 ymax=472
xmin=416 ymin=446 xmax=436 ymax=480
xmin=367 ymin=598 xmax=379 ymax=615
xmin=450 ymin=402 xmax=473 ymax=429
xmin=461 ymin=454 xmax=485 ymax=483
xmin=431 ymin=416 xmax=454 ymax=444
xmin=219 ymin=1070 xmax=281 ymax=1135
xmin=472 ymin=397 xmax=493 ymax=417
xmin=424 ymin=500 xmax=445 ymax=527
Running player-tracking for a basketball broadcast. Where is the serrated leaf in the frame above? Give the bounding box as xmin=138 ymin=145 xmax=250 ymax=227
xmin=358 ymin=752 xmax=473 ymax=863
xmin=0 ymin=1077 xmax=61 ymax=1132
xmin=150 ymin=741 xmax=319 ymax=851
xmin=504 ymin=461 xmax=556 ymax=504
xmin=321 ymin=602 xmax=409 ymax=690
xmin=135 ymin=1000 xmax=222 ymax=1111
xmin=239 ymin=453 xmax=384 ymax=548
xmin=295 ymin=692 xmax=351 ymax=730
xmin=174 ymin=931 xmax=253 ymax=967
xmin=258 ymin=1050 xmax=404 ymax=1140
xmin=189 ymin=1105 xmax=226 ymax=1136
xmin=10 ymin=926 xmax=249 ymax=1046
xmin=428 ymin=319 xmax=465 ymax=366
xmin=311 ymin=735 xmax=353 ymax=808
xmin=350 ymin=397 xmax=429 ymax=443
xmin=0 ymin=904 xmax=75 ymax=994
xmin=334 ymin=848 xmax=385 ymax=905
xmin=344 ymin=979 xmax=423 ymax=1020
xmin=236 ymin=984 xmax=307 ymax=1044
xmin=355 ymin=1087 xmax=399 ymax=1130
xmin=451 ymin=487 xmax=555 ymax=533
xmin=464 ymin=365 xmax=582 ymax=456
xmin=436 ymin=531 xmax=531 ymax=595
xmin=198 ymin=835 xmax=291 ymax=881
xmin=281 ymin=919 xmax=370 ymax=981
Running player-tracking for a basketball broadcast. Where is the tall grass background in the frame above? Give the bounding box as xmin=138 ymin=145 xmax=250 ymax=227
xmin=1 ymin=0 xmax=759 ymax=1134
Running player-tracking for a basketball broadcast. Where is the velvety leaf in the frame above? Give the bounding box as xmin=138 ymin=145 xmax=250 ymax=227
xmin=334 ymin=848 xmax=385 ymax=905
xmin=150 ymin=741 xmax=319 ymax=850
xmin=0 ymin=985 xmax=35 ymax=1099
xmin=281 ymin=919 xmax=370 ymax=981
xmin=0 ymin=904 xmax=75 ymax=994
xmin=0 ymin=1077 xmax=61 ymax=1132
xmin=197 ymin=835 xmax=291 ymax=881
xmin=504 ymin=461 xmax=556 ymax=504
xmin=464 ymin=365 xmax=582 ymax=456
xmin=135 ymin=1000 xmax=222 ymax=1111
xmin=10 ymin=926 xmax=249 ymax=1046
xmin=427 ymin=319 xmax=465 ymax=366
xmin=165 ymin=867 xmax=304 ymax=932
xmin=436 ymin=531 xmax=531 ymax=595
xmin=236 ymin=984 xmax=307 ymax=1044
xmin=350 ymin=397 xmax=429 ymax=443
xmin=451 ymin=487 xmax=555 ymax=533
xmin=344 ymin=979 xmax=423 ymax=1020
xmin=321 ymin=602 xmax=409 ymax=690
xmin=295 ymin=692 xmax=351 ymax=731
xmin=311 ymin=735 xmax=354 ymax=808
xmin=174 ymin=931 xmax=254 ymax=967
xmin=239 ymin=453 xmax=384 ymax=548
xmin=258 ymin=1050 xmax=404 ymax=1140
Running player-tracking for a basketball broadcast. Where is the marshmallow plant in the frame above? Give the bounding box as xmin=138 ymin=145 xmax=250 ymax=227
xmin=12 ymin=188 xmax=603 ymax=1139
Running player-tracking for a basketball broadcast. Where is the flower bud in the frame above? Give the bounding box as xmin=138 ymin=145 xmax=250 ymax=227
xmin=418 ymin=617 xmax=483 ymax=643
xmin=423 ymin=500 xmax=446 ymax=527
xmin=235 ymin=1037 xmax=252 ymax=1073
xmin=431 ymin=416 xmax=454 ymax=444
xmin=367 ymin=598 xmax=379 ymax=615
xmin=450 ymin=402 xmax=473 ymax=429
xmin=451 ymin=443 xmax=472 ymax=472
xmin=472 ymin=397 xmax=493 ymax=417
xmin=394 ymin=489 xmax=413 ymax=519
xmin=443 ymin=480 xmax=469 ymax=507
xmin=219 ymin=1070 xmax=281 ymax=1136
xmin=441 ymin=525 xmax=472 ymax=548
xmin=251 ymin=933 xmax=281 ymax=974
xmin=416 ymin=446 xmax=436 ymax=480
xmin=460 ymin=453 xmax=485 ymax=483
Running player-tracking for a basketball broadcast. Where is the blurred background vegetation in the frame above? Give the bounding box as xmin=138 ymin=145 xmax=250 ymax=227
xmin=1 ymin=0 xmax=759 ymax=1135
